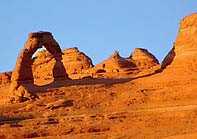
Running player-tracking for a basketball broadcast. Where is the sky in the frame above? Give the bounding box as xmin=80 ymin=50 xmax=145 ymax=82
xmin=0 ymin=0 xmax=197 ymax=72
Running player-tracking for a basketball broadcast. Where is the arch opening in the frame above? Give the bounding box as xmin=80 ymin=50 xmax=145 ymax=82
xmin=32 ymin=46 xmax=47 ymax=60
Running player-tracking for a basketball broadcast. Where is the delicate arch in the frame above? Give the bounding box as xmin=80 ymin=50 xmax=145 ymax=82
xmin=11 ymin=32 xmax=68 ymax=83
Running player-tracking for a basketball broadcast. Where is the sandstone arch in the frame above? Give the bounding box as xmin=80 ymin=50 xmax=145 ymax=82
xmin=10 ymin=32 xmax=68 ymax=102
xmin=11 ymin=32 xmax=68 ymax=83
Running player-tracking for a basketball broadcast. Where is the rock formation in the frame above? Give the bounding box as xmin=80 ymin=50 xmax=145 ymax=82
xmin=10 ymin=15 xmax=195 ymax=101
xmin=12 ymin=32 xmax=68 ymax=83
xmin=32 ymin=50 xmax=57 ymax=81
xmin=0 ymin=13 xmax=197 ymax=138
xmin=0 ymin=72 xmax=11 ymax=85
xmin=62 ymin=47 xmax=93 ymax=74
xmin=10 ymin=32 xmax=68 ymax=102
xmin=162 ymin=13 xmax=197 ymax=72
xmin=94 ymin=49 xmax=159 ymax=77
xmin=32 ymin=47 xmax=93 ymax=80
xmin=130 ymin=48 xmax=159 ymax=70
xmin=94 ymin=51 xmax=136 ymax=73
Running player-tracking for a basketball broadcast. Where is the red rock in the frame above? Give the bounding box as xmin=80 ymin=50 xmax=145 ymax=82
xmin=0 ymin=72 xmax=11 ymax=85
xmin=94 ymin=51 xmax=135 ymax=73
xmin=94 ymin=49 xmax=159 ymax=77
xmin=32 ymin=47 xmax=93 ymax=80
xmin=162 ymin=13 xmax=197 ymax=72
xmin=10 ymin=32 xmax=69 ymax=101
xmin=11 ymin=31 xmax=68 ymax=83
xmin=131 ymin=48 xmax=159 ymax=70
xmin=62 ymin=47 xmax=93 ymax=74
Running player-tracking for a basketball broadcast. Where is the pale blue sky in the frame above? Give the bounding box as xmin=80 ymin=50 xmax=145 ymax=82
xmin=0 ymin=1 xmax=197 ymax=72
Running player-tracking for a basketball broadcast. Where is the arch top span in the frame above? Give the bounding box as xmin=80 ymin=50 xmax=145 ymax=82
xmin=28 ymin=31 xmax=52 ymax=37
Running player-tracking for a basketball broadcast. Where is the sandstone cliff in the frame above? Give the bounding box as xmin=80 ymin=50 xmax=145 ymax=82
xmin=162 ymin=13 xmax=197 ymax=73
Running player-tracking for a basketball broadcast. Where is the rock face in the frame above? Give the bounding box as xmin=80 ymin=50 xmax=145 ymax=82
xmin=32 ymin=47 xmax=93 ymax=80
xmin=32 ymin=50 xmax=57 ymax=81
xmin=131 ymin=48 xmax=159 ymax=70
xmin=10 ymin=32 xmax=68 ymax=102
xmin=162 ymin=13 xmax=197 ymax=72
xmin=94 ymin=51 xmax=136 ymax=73
xmin=94 ymin=49 xmax=159 ymax=76
xmin=0 ymin=72 xmax=11 ymax=85
xmin=62 ymin=47 xmax=93 ymax=74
